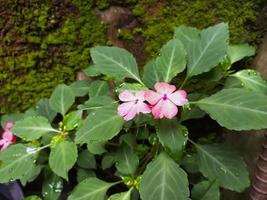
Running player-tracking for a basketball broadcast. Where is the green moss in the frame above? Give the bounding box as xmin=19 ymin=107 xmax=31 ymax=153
xmin=133 ymin=0 xmax=263 ymax=59
xmin=0 ymin=0 xmax=107 ymax=114
xmin=118 ymin=28 xmax=134 ymax=40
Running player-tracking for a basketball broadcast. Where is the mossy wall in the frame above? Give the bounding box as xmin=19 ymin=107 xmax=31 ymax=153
xmin=0 ymin=0 xmax=107 ymax=114
xmin=0 ymin=0 xmax=264 ymax=114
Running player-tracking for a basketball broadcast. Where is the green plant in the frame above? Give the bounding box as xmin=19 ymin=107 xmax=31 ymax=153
xmin=1 ymin=23 xmax=266 ymax=200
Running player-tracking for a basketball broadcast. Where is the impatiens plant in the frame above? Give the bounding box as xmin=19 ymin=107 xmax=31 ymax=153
xmin=1 ymin=22 xmax=266 ymax=200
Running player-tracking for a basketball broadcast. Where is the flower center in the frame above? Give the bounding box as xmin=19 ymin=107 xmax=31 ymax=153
xmin=163 ymin=94 xmax=168 ymax=100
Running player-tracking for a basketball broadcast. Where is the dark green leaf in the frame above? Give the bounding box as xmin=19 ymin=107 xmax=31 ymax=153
xmin=49 ymin=141 xmax=78 ymax=180
xmin=67 ymin=177 xmax=115 ymax=200
xmin=115 ymin=143 xmax=139 ymax=175
xmin=91 ymin=46 xmax=142 ymax=84
xmin=192 ymin=180 xmax=220 ymax=200
xmin=187 ymin=23 xmax=228 ymax=77
xmin=70 ymin=80 xmax=91 ymax=97
xmin=157 ymin=120 xmax=188 ymax=159
xmin=49 ymin=84 xmax=75 ymax=116
xmin=75 ymin=105 xmax=124 ymax=144
xmin=140 ymin=152 xmax=189 ymax=200
xmin=194 ymin=143 xmax=250 ymax=192
xmin=195 ymin=88 xmax=267 ymax=130
xmin=0 ymin=144 xmax=39 ymax=183
xmin=12 ymin=116 xmax=58 ymax=141
xmin=36 ymin=98 xmax=57 ymax=122
xmin=88 ymin=80 xmax=109 ymax=97
xmin=77 ymin=150 xmax=96 ymax=169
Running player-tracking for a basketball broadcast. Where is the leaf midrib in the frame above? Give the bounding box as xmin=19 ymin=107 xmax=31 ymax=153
xmin=94 ymin=49 xmax=142 ymax=84
xmin=164 ymin=43 xmax=177 ymax=82
xmin=196 ymin=101 xmax=267 ymax=115
xmin=76 ymin=115 xmax=121 ymax=142
xmin=188 ymin=28 xmax=220 ymax=77
xmin=234 ymin=74 xmax=267 ymax=89
xmin=196 ymin=144 xmax=243 ymax=186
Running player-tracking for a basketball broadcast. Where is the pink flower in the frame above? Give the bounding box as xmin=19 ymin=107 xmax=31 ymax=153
xmin=145 ymin=82 xmax=188 ymax=119
xmin=0 ymin=121 xmax=16 ymax=151
xmin=118 ymin=90 xmax=151 ymax=121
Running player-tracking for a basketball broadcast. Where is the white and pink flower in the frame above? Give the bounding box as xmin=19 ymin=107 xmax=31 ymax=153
xmin=117 ymin=90 xmax=151 ymax=121
xmin=145 ymin=82 xmax=188 ymax=119
xmin=0 ymin=121 xmax=16 ymax=151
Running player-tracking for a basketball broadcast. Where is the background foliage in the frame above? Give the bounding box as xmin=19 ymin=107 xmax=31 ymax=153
xmin=0 ymin=0 xmax=265 ymax=114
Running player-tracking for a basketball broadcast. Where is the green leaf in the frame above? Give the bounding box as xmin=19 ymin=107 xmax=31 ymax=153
xmin=195 ymin=88 xmax=267 ymax=130
xmin=174 ymin=25 xmax=200 ymax=49
xmin=83 ymin=65 xmax=101 ymax=77
xmin=67 ymin=177 xmax=115 ymax=200
xmin=75 ymin=105 xmax=124 ymax=144
xmin=194 ymin=143 xmax=250 ymax=192
xmin=231 ymin=69 xmax=267 ymax=94
xmin=140 ymin=152 xmax=189 ymax=200
xmin=42 ymin=172 xmax=63 ymax=200
xmin=77 ymin=150 xmax=96 ymax=169
xmin=1 ymin=113 xmax=24 ymax=127
xmin=49 ymin=84 xmax=75 ymax=116
xmin=91 ymin=46 xmax=142 ymax=84
xmin=142 ymin=61 xmax=161 ymax=88
xmin=63 ymin=110 xmax=82 ymax=131
xmin=12 ymin=116 xmax=58 ymax=141
xmin=156 ymin=39 xmax=186 ymax=82
xmin=49 ymin=141 xmax=78 ymax=180
xmin=180 ymin=107 xmax=206 ymax=122
xmin=78 ymin=96 xmax=114 ymax=111
xmin=102 ymin=154 xmax=116 ymax=170
xmin=116 ymin=83 xmax=147 ymax=93
xmin=70 ymin=80 xmax=91 ymax=97
xmin=156 ymin=120 xmax=188 ymax=159
xmin=191 ymin=180 xmax=220 ymax=200
xmin=36 ymin=98 xmax=57 ymax=123
xmin=87 ymin=141 xmax=107 ymax=155
xmin=89 ymin=80 xmax=109 ymax=97
xmin=227 ymin=44 xmax=255 ymax=64
xmin=187 ymin=23 xmax=228 ymax=77
xmin=0 ymin=144 xmax=39 ymax=183
xmin=20 ymin=164 xmax=41 ymax=186
xmin=108 ymin=190 xmax=132 ymax=200
xmin=115 ymin=143 xmax=139 ymax=175
xmin=77 ymin=169 xmax=96 ymax=182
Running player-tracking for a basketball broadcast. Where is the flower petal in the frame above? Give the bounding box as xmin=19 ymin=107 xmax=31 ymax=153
xmin=145 ymin=90 xmax=161 ymax=105
xmin=168 ymin=90 xmax=188 ymax=106
xmin=136 ymin=102 xmax=151 ymax=114
xmin=123 ymin=106 xmax=138 ymax=121
xmin=151 ymin=99 xmax=165 ymax=119
xmin=135 ymin=91 xmax=145 ymax=101
xmin=162 ymin=99 xmax=178 ymax=119
xmin=0 ymin=139 xmax=7 ymax=146
xmin=1 ymin=141 xmax=12 ymax=151
xmin=155 ymin=82 xmax=176 ymax=94
xmin=2 ymin=130 xmax=15 ymax=141
xmin=119 ymin=90 xmax=136 ymax=102
xmin=4 ymin=121 xmax=13 ymax=130
xmin=118 ymin=101 xmax=135 ymax=117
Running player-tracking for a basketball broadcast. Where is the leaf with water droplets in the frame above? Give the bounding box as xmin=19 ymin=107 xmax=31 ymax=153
xmin=231 ymin=69 xmax=267 ymax=94
xmin=0 ymin=144 xmax=39 ymax=183
xmin=194 ymin=143 xmax=250 ymax=192
xmin=42 ymin=171 xmax=63 ymax=200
